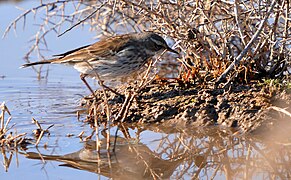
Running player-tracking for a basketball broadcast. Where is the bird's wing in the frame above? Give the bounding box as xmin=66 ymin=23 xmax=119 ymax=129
xmin=51 ymin=34 xmax=133 ymax=64
xmin=52 ymin=45 xmax=90 ymax=57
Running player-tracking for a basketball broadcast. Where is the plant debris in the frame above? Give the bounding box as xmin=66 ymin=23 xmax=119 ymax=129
xmin=0 ymin=102 xmax=29 ymax=148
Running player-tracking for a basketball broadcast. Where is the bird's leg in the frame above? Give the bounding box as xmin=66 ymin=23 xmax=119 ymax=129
xmin=80 ymin=73 xmax=124 ymax=99
xmin=80 ymin=73 xmax=97 ymax=98
xmin=98 ymin=80 xmax=124 ymax=99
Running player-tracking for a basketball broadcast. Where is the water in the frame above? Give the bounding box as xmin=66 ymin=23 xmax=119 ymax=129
xmin=0 ymin=1 xmax=102 ymax=179
xmin=1 ymin=1 xmax=291 ymax=180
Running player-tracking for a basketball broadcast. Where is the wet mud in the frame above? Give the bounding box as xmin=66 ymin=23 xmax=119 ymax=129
xmin=82 ymin=80 xmax=291 ymax=133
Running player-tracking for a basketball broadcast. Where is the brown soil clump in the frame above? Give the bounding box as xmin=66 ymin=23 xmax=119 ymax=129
xmin=81 ymin=80 xmax=291 ymax=133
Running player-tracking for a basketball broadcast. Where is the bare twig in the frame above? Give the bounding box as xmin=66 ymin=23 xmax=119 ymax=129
xmin=216 ymin=0 xmax=277 ymax=85
xmin=58 ymin=2 xmax=106 ymax=37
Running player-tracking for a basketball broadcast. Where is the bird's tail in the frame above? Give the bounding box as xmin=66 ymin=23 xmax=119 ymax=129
xmin=20 ymin=59 xmax=57 ymax=68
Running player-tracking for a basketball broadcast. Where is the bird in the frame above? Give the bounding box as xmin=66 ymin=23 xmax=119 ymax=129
xmin=21 ymin=32 xmax=178 ymax=95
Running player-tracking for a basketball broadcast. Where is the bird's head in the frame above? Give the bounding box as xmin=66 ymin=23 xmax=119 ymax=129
xmin=141 ymin=32 xmax=179 ymax=55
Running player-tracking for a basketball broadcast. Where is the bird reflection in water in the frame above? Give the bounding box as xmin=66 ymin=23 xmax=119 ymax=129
xmin=25 ymin=136 xmax=182 ymax=179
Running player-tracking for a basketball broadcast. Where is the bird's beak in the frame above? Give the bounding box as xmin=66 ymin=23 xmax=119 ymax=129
xmin=167 ymin=47 xmax=179 ymax=54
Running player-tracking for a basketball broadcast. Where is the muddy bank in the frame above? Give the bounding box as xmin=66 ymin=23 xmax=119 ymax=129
xmin=82 ymin=79 xmax=291 ymax=133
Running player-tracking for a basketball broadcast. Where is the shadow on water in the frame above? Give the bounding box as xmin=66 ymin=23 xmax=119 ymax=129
xmin=20 ymin=124 xmax=291 ymax=179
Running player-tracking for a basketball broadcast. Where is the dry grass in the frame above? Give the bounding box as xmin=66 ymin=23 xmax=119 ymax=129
xmin=0 ymin=102 xmax=27 ymax=171
xmin=0 ymin=102 xmax=56 ymax=171
xmin=0 ymin=102 xmax=27 ymax=148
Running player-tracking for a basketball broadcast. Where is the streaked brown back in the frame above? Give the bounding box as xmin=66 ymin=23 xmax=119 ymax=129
xmin=51 ymin=33 xmax=134 ymax=64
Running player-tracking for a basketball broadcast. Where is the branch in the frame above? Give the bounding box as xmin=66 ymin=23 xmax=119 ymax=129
xmin=216 ymin=0 xmax=277 ymax=85
xmin=57 ymin=2 xmax=106 ymax=37
xmin=2 ymin=1 xmax=69 ymax=39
